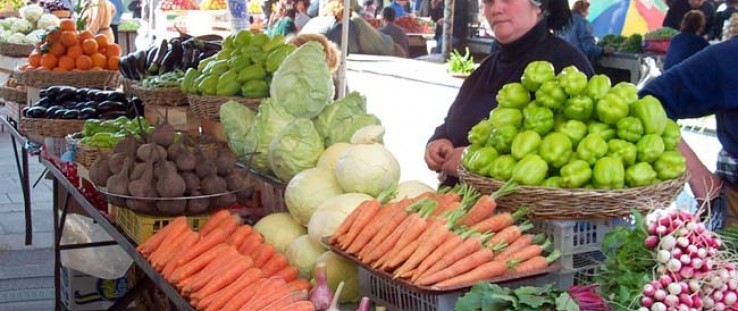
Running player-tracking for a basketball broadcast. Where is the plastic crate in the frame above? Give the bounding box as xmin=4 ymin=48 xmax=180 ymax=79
xmin=112 ymin=205 xmax=212 ymax=244
xmin=532 ymin=219 xmax=630 ymax=255
xmin=549 ymin=252 xmax=604 ymax=290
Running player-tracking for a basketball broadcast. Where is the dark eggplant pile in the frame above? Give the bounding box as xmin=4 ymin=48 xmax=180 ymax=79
xmin=22 ymin=86 xmax=143 ymax=120
xmin=119 ymin=35 xmax=222 ymax=81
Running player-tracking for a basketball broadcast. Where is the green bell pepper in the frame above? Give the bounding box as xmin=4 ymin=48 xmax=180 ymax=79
xmin=557 ymin=120 xmax=588 ymax=147
xmin=203 ymin=60 xmax=229 ymax=76
xmin=556 ymin=66 xmax=588 ymax=96
xmin=539 ymin=132 xmax=573 ymax=168
xmin=577 ymin=134 xmax=609 ymax=165
xmin=608 ymin=139 xmax=638 ymax=167
xmin=240 ymin=45 xmax=261 ymax=60
xmin=563 ymin=95 xmax=595 ymax=121
xmin=468 ymin=119 xmax=494 ymax=146
xmin=242 ymin=80 xmax=269 ymax=98
xmin=238 ymin=64 xmax=267 ymax=82
xmin=197 ymin=74 xmax=219 ymax=95
xmin=227 ymin=55 xmax=251 ymax=72
xmin=250 ymin=33 xmax=269 ymax=48
xmin=496 ymin=82 xmax=531 ymax=109
xmin=560 ymin=159 xmax=592 ymax=188
xmin=535 ymin=81 xmax=567 ymax=110
xmin=512 ymin=154 xmax=549 ymax=185
xmin=662 ymin=119 xmax=681 ymax=150
xmin=523 ymin=104 xmax=554 ymax=136
xmin=541 ymin=176 xmax=562 ymax=188
xmin=461 ymin=146 xmax=499 ymax=175
xmin=511 ymin=130 xmax=542 ymax=160
xmin=631 ymin=95 xmax=668 ymax=135
xmin=585 ymin=74 xmax=612 ymax=101
xmin=521 ymin=61 xmax=555 ymax=92
xmin=262 ymin=34 xmax=285 ymax=52
xmin=216 ymin=70 xmax=241 ymax=96
xmin=215 ymin=49 xmax=233 ymax=61
xmin=192 ymin=74 xmax=207 ymax=95
xmin=593 ymin=157 xmax=625 ymax=189
xmin=234 ymin=30 xmax=252 ymax=46
xmin=489 ymin=155 xmax=518 ymax=181
xmin=588 ymin=122 xmax=616 ymax=141
xmin=82 ymin=119 xmax=102 ymax=137
xmin=610 ymin=82 xmax=639 ymax=106
xmin=653 ymin=150 xmax=687 ymax=180
xmin=181 ymin=68 xmax=200 ymax=94
xmin=625 ymin=162 xmax=658 ymax=187
xmin=490 ymin=108 xmax=523 ymax=129
xmin=486 ymin=125 xmax=518 ymax=154
xmin=266 ymin=44 xmax=295 ymax=73
xmin=616 ymin=116 xmax=644 ymax=143
xmin=596 ymin=93 xmax=630 ymax=125
xmin=636 ymin=134 xmax=665 ymax=163
xmin=223 ymin=35 xmax=235 ymax=50
xmin=197 ymin=58 xmax=214 ymax=72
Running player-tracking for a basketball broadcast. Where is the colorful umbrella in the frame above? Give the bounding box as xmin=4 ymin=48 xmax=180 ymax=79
xmin=589 ymin=0 xmax=668 ymax=38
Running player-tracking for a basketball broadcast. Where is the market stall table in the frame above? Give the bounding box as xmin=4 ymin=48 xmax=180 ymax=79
xmin=1 ymin=116 xmax=33 ymax=245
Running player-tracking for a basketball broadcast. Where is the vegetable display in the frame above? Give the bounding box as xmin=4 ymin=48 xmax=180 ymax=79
xmin=644 ymin=28 xmax=679 ymax=41
xmin=597 ymin=34 xmax=644 ymax=53
xmin=136 ymin=210 xmax=315 ymax=311
xmin=22 ymin=85 xmax=140 ymax=120
xmin=158 ymin=0 xmax=199 ymax=10
xmin=0 ymin=6 xmax=60 ymax=45
xmin=118 ymin=35 xmax=222 ymax=82
xmin=447 ymin=48 xmax=475 ymax=76
xmin=78 ymin=117 xmax=152 ymax=148
xmin=200 ymin=0 xmax=226 ymax=10
xmin=393 ymin=16 xmax=434 ymax=34
xmin=462 ymin=61 xmax=686 ymax=189
xmin=455 ymin=283 xmax=579 ymax=311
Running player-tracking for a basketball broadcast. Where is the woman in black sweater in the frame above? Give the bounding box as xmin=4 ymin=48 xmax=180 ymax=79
xmin=424 ymin=0 xmax=594 ymax=185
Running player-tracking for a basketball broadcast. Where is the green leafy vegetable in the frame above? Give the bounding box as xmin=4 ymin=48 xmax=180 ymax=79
xmin=448 ymin=48 xmax=475 ymax=75
xmin=270 ymin=41 xmax=334 ymax=119
xmin=455 ymin=283 xmax=579 ymax=311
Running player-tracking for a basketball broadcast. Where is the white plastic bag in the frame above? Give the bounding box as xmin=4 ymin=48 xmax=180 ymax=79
xmin=60 ymin=214 xmax=133 ymax=279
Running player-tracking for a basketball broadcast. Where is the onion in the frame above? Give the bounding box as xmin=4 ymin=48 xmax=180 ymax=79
xmin=309 ymin=263 xmax=334 ymax=310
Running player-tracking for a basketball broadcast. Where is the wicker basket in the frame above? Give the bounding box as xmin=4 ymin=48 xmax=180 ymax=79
xmin=0 ymin=42 xmax=34 ymax=58
xmin=14 ymin=68 xmax=120 ymax=89
xmin=4 ymin=100 xmax=25 ymax=121
xmin=127 ymin=83 xmax=187 ymax=107
xmin=19 ymin=117 xmax=43 ymax=136
xmin=0 ymin=85 xmax=27 ymax=105
xmin=458 ymin=167 xmax=688 ymax=219
xmin=188 ymin=94 xmax=262 ymax=120
xmin=20 ymin=118 xmax=86 ymax=137
xmin=75 ymin=143 xmax=113 ymax=168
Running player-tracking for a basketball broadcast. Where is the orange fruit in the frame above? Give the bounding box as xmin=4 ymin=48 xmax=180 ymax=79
xmin=66 ymin=44 xmax=82 ymax=58
xmin=28 ymin=52 xmax=41 ymax=68
xmin=82 ymin=39 xmax=99 ymax=55
xmin=91 ymin=53 xmax=107 ymax=69
xmin=52 ymin=67 xmax=67 ymax=72
xmin=78 ymin=30 xmax=94 ymax=43
xmin=45 ymin=29 xmax=61 ymax=44
xmin=49 ymin=42 xmax=66 ymax=56
xmin=40 ymin=53 xmax=58 ymax=69
xmin=94 ymin=35 xmax=109 ymax=48
xmin=107 ymin=56 xmax=119 ymax=70
xmin=105 ymin=43 xmax=121 ymax=58
xmin=58 ymin=55 xmax=75 ymax=70
xmin=75 ymin=55 xmax=92 ymax=70
xmin=60 ymin=19 xmax=76 ymax=32
xmin=60 ymin=31 xmax=78 ymax=47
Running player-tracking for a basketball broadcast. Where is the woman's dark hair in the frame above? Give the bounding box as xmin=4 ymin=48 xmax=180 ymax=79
xmin=571 ymin=0 xmax=589 ymax=15
xmin=533 ymin=0 xmax=572 ymax=31
xmin=382 ymin=6 xmax=396 ymax=21
xmin=285 ymin=7 xmax=297 ymax=18
xmin=681 ymin=9 xmax=705 ymax=34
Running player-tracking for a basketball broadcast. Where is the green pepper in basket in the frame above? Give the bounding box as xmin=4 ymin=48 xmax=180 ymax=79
xmin=238 ymin=64 xmax=267 ymax=83
xmin=636 ymin=134 xmax=665 ymax=163
xmin=82 ymin=119 xmax=102 ymax=137
xmin=585 ymin=74 xmax=612 ymax=101
xmin=489 ymin=155 xmax=517 ymax=181
xmin=596 ymin=93 xmax=629 ymax=125
xmin=521 ymin=61 xmax=555 ymax=92
xmin=511 ymin=130 xmax=542 ymax=160
xmin=204 ymin=60 xmax=229 ymax=76
xmin=653 ymin=151 xmax=686 ymax=180
xmin=227 ymin=55 xmax=252 ymax=72
xmin=198 ymin=74 xmax=219 ymax=95
xmin=609 ymin=82 xmax=639 ymax=106
xmin=556 ymin=120 xmax=588 ymax=147
xmin=181 ymin=68 xmax=200 ymax=93
xmin=577 ymin=133 xmax=609 ymax=165
xmin=541 ymin=176 xmax=562 ymax=188
xmin=486 ymin=125 xmax=518 ymax=154
xmin=235 ymin=30 xmax=252 ymax=46
xmin=616 ymin=116 xmax=644 ymax=143
xmin=608 ymin=139 xmax=638 ymax=167
xmin=593 ymin=157 xmax=625 ymax=189
xmin=557 ymin=66 xmax=588 ymax=96
xmin=215 ymin=49 xmax=233 ymax=61
xmin=468 ymin=119 xmax=494 ymax=146
xmin=461 ymin=146 xmax=499 ymax=175
xmin=631 ymin=95 xmax=668 ymax=135
xmin=197 ymin=58 xmax=214 ymax=72
xmin=266 ymin=44 xmax=296 ymax=73
xmin=241 ymin=45 xmax=261 ymax=61
xmin=242 ymin=80 xmax=269 ymax=98
xmin=588 ymin=121 xmax=616 ymax=141
xmin=563 ymin=95 xmax=595 ymax=121
xmin=625 ymin=162 xmax=658 ymax=187
xmin=250 ymin=33 xmax=270 ymax=48
xmin=263 ymin=34 xmax=286 ymax=52
xmin=512 ymin=154 xmax=549 ymax=186
xmin=523 ymin=104 xmax=554 ymax=136
xmin=490 ymin=108 xmax=523 ymax=129
xmin=496 ymin=82 xmax=531 ymax=109
xmin=217 ymin=70 xmax=241 ymax=96
xmin=539 ymin=132 xmax=573 ymax=168
xmin=560 ymin=159 xmax=592 ymax=188
xmin=535 ymin=81 xmax=567 ymax=110
xmin=662 ymin=119 xmax=681 ymax=150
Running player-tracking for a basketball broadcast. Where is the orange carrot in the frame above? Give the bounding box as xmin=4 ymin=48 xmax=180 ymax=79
xmin=192 ymin=262 xmax=257 ymax=301
xmin=226 ymin=225 xmax=252 ymax=248
xmin=148 ymin=224 xmax=190 ymax=264
xmin=171 ymin=243 xmax=229 ymax=283
xmin=412 ymin=231 xmax=466 ymax=282
xmin=240 ymin=282 xmax=297 ymax=311
xmin=251 ymin=244 xmax=276 ymax=268
xmin=216 ymin=278 xmax=271 ymax=311
xmin=364 ymin=213 xmax=414 ymax=264
xmin=346 ymin=202 xmax=398 ymax=254
xmin=177 ymin=228 xmax=227 ymax=266
xmin=419 ymin=233 xmax=498 ymax=281
xmin=238 ymin=232 xmax=264 ymax=256
xmin=493 ymin=234 xmax=543 ymax=262
xmin=457 ymin=182 xmax=518 ymax=227
xmin=257 ymin=290 xmax=308 ymax=311
xmin=204 ymin=277 xmax=267 ymax=311
xmin=137 ymin=216 xmax=186 ymax=255
xmin=384 ymin=239 xmax=419 ymax=271
xmin=339 ymin=200 xmax=381 ymax=248
xmin=394 ymin=222 xmax=452 ymax=278
xmin=151 ymin=229 xmax=194 ymax=270
xmin=358 ymin=200 xmax=412 ymax=260
xmin=162 ymin=232 xmax=200 ymax=279
xmin=433 ymin=260 xmax=508 ymax=288
xmin=178 ymin=275 xmax=194 ymax=291
xmin=272 ymin=265 xmax=299 ymax=283
xmin=197 ymin=289 xmax=223 ymax=310
xmin=262 ymin=253 xmax=289 ymax=277
xmin=376 ymin=216 xmax=427 ymax=269
xmin=509 ymin=251 xmax=560 ymax=274
xmin=472 ymin=208 xmax=529 ymax=233
xmin=416 ymin=247 xmax=495 ymax=286
xmin=185 ymin=247 xmax=240 ymax=295
xmin=287 ymin=279 xmax=311 ymax=292
xmin=431 ymin=201 xmax=461 ymax=219
xmin=330 ymin=201 xmax=365 ymax=245
xmin=234 ymin=278 xmax=286 ymax=311
xmin=277 ymin=301 xmax=315 ymax=311
xmin=503 ymin=240 xmax=550 ymax=264
xmin=198 ymin=209 xmax=231 ymax=237
xmin=219 ymin=215 xmax=240 ymax=236
xmin=487 ymin=222 xmax=533 ymax=247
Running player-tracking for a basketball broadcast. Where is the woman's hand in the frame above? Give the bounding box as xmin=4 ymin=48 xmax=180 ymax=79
xmin=441 ymin=147 xmax=465 ymax=177
xmin=425 ymin=139 xmax=453 ymax=172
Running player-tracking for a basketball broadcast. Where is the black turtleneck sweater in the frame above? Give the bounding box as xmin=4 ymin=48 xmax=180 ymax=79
xmin=429 ymin=21 xmax=594 ymax=147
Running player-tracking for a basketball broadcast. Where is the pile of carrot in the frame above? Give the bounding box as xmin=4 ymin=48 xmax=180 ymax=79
xmin=331 ymin=182 xmax=561 ymax=289
xmin=136 ymin=209 xmax=315 ymax=311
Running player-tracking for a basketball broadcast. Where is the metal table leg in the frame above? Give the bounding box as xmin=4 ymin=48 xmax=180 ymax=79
xmin=9 ymin=131 xmax=32 ymax=245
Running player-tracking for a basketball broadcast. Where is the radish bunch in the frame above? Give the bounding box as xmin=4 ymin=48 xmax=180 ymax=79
xmin=638 ymin=210 xmax=738 ymax=311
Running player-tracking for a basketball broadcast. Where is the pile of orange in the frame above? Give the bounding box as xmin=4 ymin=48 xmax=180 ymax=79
xmin=25 ymin=19 xmax=122 ymax=72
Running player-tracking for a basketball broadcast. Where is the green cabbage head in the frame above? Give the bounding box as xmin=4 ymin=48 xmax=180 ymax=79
xmin=317 ymin=143 xmax=352 ymax=172
xmin=268 ymin=118 xmax=325 ymax=182
xmin=284 ymin=167 xmax=344 ymax=226
xmin=242 ymin=99 xmax=296 ymax=172
xmin=270 ymin=41 xmax=334 ymax=119
xmin=219 ymin=101 xmax=256 ymax=160
xmin=335 ymin=143 xmax=400 ymax=197
xmin=313 ymin=92 xmax=381 ymax=146
xmin=315 ymin=251 xmax=360 ymax=303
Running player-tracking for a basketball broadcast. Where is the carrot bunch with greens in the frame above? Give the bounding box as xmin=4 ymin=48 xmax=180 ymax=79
xmin=135 ymin=209 xmax=313 ymax=311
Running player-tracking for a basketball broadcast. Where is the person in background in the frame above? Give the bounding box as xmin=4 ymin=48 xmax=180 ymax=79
xmin=86 ymin=0 xmax=115 ymax=44
xmin=391 ymin=0 xmax=409 ymax=17
xmin=664 ymin=0 xmax=692 ymax=29
xmin=639 ymin=38 xmax=738 ymax=228
xmin=663 ymin=10 xmax=709 ymax=69
xmin=294 ymin=0 xmax=312 ymax=30
xmin=712 ymin=0 xmax=737 ymax=39
xmin=268 ymin=1 xmax=289 ymax=30
xmin=379 ymin=6 xmax=410 ymax=56
xmin=128 ymin=0 xmax=142 ymax=18
xmin=690 ymin=0 xmax=716 ymax=36
xmin=556 ymin=1 xmax=613 ymax=65
xmin=109 ymin=0 xmax=124 ymax=43
xmin=361 ymin=0 xmax=377 ymax=18
xmin=270 ymin=7 xmax=297 ymax=36
xmin=307 ymin=0 xmax=320 ymax=17
xmin=425 ymin=0 xmax=594 ymax=185
xmin=430 ymin=0 xmax=468 ymax=53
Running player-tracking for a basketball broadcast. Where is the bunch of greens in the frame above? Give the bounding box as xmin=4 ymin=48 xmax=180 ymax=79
xmin=594 ymin=211 xmax=656 ymax=311
xmin=79 ymin=117 xmax=152 ymax=148
xmin=597 ymin=34 xmax=643 ymax=53
xmin=141 ymin=70 xmax=186 ymax=88
xmin=448 ymin=48 xmax=476 ymax=76
xmin=721 ymin=225 xmax=738 ymax=253
xmin=455 ymin=283 xmax=579 ymax=311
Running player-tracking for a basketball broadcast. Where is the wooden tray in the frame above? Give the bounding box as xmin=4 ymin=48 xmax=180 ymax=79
xmin=326 ymin=238 xmax=560 ymax=294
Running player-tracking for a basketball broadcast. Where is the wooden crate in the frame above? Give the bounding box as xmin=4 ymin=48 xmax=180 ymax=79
xmin=143 ymin=104 xmax=200 ymax=135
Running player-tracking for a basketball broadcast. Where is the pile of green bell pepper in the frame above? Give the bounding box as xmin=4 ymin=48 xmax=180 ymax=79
xmin=79 ymin=117 xmax=151 ymax=148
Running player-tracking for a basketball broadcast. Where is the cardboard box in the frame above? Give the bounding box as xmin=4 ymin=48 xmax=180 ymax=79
xmin=60 ymin=266 xmax=131 ymax=311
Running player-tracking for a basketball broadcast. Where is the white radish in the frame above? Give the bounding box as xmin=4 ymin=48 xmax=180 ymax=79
xmin=667 ymin=259 xmax=682 ymax=272
xmin=655 ymin=289 xmax=667 ymax=301
xmin=661 ymin=235 xmax=677 ymax=250
xmin=715 ymin=302 xmax=726 ymax=311
xmin=665 ymin=294 xmax=679 ymax=306
xmin=680 ymin=254 xmax=691 ymax=265
xmin=651 ymin=302 xmax=667 ymax=311
xmin=658 ymin=250 xmax=672 ymax=264
xmin=725 ymin=291 xmax=737 ymax=306
xmin=668 ymin=283 xmax=682 ymax=296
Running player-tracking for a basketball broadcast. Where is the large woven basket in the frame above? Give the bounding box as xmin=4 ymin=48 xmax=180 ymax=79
xmin=458 ymin=167 xmax=688 ymax=219
xmin=0 ymin=42 xmax=33 ymax=58
xmin=14 ymin=68 xmax=120 ymax=89
xmin=125 ymin=80 xmax=187 ymax=107
xmin=4 ymin=100 xmax=25 ymax=121
xmin=75 ymin=143 xmax=113 ymax=168
xmin=188 ymin=94 xmax=262 ymax=120
xmin=0 ymin=85 xmax=27 ymax=104
xmin=20 ymin=118 xmax=86 ymax=137
xmin=19 ymin=117 xmax=43 ymax=136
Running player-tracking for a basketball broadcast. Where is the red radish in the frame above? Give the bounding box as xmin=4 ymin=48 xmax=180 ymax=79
xmin=667 ymin=283 xmax=682 ymax=296
xmin=667 ymin=259 xmax=682 ymax=273
xmin=679 ymin=294 xmax=693 ymax=307
xmin=649 ymin=222 xmax=658 ymax=235
xmin=645 ymin=236 xmax=659 ymax=249
xmin=664 ymin=294 xmax=678 ymax=306
xmin=676 ymin=237 xmax=689 ymax=248
xmin=652 ymin=301 xmax=667 ymax=311
xmin=726 ymin=291 xmax=738 ymax=306
xmin=680 ymin=267 xmax=694 ymax=279
xmin=642 ymin=297 xmax=654 ymax=307
xmin=679 ymin=254 xmax=691 ymax=265
xmin=644 ymin=284 xmax=656 ymax=297
xmin=671 ymin=248 xmax=683 ymax=258
xmin=660 ymin=275 xmax=673 ymax=288
xmin=309 ymin=262 xmax=333 ymax=310
xmin=657 ymin=250 xmax=671 ymax=264
xmin=655 ymin=289 xmax=667 ymax=301
xmin=657 ymin=226 xmax=668 ymax=236
xmin=693 ymin=296 xmax=703 ymax=308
